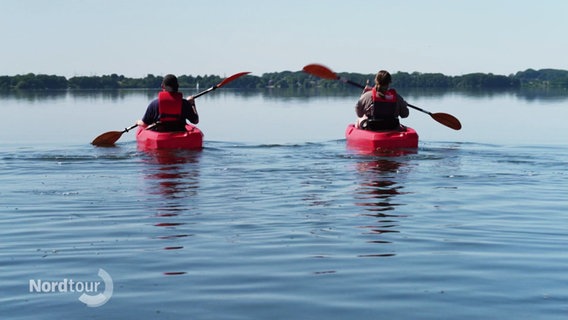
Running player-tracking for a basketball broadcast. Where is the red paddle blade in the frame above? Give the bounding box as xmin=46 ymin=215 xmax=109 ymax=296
xmin=217 ymin=72 xmax=250 ymax=88
xmin=91 ymin=131 xmax=123 ymax=146
xmin=302 ymin=64 xmax=339 ymax=80
xmin=432 ymin=113 xmax=462 ymax=130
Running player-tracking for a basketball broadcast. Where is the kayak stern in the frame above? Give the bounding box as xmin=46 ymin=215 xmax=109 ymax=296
xmin=137 ymin=124 xmax=204 ymax=150
xmin=345 ymin=124 xmax=418 ymax=153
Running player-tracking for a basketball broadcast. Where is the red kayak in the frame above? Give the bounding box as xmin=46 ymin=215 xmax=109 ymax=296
xmin=136 ymin=124 xmax=203 ymax=150
xmin=345 ymin=124 xmax=418 ymax=152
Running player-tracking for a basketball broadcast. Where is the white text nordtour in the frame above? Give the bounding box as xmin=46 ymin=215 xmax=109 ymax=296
xmin=29 ymin=278 xmax=102 ymax=293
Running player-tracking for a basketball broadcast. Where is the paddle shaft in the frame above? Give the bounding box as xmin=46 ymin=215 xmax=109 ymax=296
xmin=407 ymin=103 xmax=433 ymax=115
xmin=337 ymin=76 xmax=431 ymax=116
xmin=191 ymin=71 xmax=250 ymax=99
xmin=192 ymin=85 xmax=218 ymax=99
xmin=123 ymin=124 xmax=138 ymax=133
xmin=342 ymin=79 xmax=365 ymax=90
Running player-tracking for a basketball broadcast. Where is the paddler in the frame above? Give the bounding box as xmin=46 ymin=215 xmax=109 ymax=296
xmin=136 ymin=74 xmax=199 ymax=132
xmin=355 ymin=70 xmax=409 ymax=131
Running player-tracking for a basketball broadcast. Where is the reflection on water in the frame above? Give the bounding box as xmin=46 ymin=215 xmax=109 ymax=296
xmin=0 ymin=89 xmax=68 ymax=102
xmin=0 ymin=89 xmax=157 ymax=102
xmin=353 ymin=156 xmax=412 ymax=258
xmin=2 ymin=87 xmax=567 ymax=102
xmin=141 ymin=149 xmax=201 ymax=198
xmin=140 ymin=149 xmax=201 ymax=276
xmin=402 ymin=87 xmax=568 ymax=101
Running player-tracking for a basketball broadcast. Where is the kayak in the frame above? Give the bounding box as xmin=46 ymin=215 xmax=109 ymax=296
xmin=345 ymin=124 xmax=418 ymax=152
xmin=136 ymin=124 xmax=204 ymax=150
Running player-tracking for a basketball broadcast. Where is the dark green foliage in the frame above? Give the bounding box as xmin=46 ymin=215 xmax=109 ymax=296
xmin=1 ymin=68 xmax=567 ymax=91
xmin=68 ymin=75 xmax=121 ymax=89
xmin=453 ymin=73 xmax=520 ymax=88
xmin=514 ymin=68 xmax=568 ymax=87
xmin=392 ymin=72 xmax=452 ymax=88
xmin=0 ymin=73 xmax=68 ymax=90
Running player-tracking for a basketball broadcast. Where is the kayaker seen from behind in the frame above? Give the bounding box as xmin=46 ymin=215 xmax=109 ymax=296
xmin=355 ymin=70 xmax=409 ymax=131
xmin=136 ymin=74 xmax=199 ymax=132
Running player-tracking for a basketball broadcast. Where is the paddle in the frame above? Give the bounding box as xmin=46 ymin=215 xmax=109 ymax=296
xmin=91 ymin=71 xmax=251 ymax=146
xmin=91 ymin=124 xmax=138 ymax=147
xmin=192 ymin=71 xmax=250 ymax=99
xmin=302 ymin=64 xmax=462 ymax=130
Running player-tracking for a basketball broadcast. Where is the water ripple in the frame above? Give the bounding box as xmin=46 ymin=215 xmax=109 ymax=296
xmin=2 ymin=141 xmax=568 ymax=319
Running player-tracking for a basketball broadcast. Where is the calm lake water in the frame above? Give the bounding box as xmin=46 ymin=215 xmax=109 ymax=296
xmin=1 ymin=88 xmax=568 ymax=319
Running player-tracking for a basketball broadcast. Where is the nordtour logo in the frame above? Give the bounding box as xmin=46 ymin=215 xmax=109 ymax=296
xmin=29 ymin=268 xmax=113 ymax=307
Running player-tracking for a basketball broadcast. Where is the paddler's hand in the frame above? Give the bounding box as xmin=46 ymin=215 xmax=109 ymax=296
xmin=362 ymin=80 xmax=372 ymax=93
xmin=187 ymin=96 xmax=195 ymax=106
xmin=355 ymin=115 xmax=368 ymax=128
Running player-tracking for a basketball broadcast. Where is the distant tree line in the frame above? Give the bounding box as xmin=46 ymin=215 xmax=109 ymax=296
xmin=1 ymin=68 xmax=567 ymax=91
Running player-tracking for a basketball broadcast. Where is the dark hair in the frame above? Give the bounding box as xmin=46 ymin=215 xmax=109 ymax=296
xmin=375 ymin=70 xmax=392 ymax=86
xmin=162 ymin=74 xmax=179 ymax=92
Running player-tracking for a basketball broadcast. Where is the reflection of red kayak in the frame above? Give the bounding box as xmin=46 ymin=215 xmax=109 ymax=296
xmin=136 ymin=124 xmax=203 ymax=150
xmin=345 ymin=124 xmax=418 ymax=151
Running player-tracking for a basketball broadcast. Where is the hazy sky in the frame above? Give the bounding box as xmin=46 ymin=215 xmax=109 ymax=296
xmin=1 ymin=0 xmax=566 ymax=78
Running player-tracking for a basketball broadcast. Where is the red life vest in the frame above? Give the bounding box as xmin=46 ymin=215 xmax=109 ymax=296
xmin=371 ymin=87 xmax=398 ymax=119
xmin=158 ymin=91 xmax=183 ymax=122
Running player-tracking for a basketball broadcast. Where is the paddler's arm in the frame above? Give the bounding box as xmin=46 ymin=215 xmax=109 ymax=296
xmin=185 ymin=96 xmax=199 ymax=124
xmin=137 ymin=99 xmax=159 ymax=127
xmin=355 ymin=93 xmax=368 ymax=128
xmin=397 ymin=94 xmax=409 ymax=118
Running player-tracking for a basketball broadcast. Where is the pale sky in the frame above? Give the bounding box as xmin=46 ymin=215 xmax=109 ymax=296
xmin=1 ymin=0 xmax=567 ymax=78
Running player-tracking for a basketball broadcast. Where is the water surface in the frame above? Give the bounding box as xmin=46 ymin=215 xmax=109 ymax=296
xmin=1 ymin=89 xmax=568 ymax=319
